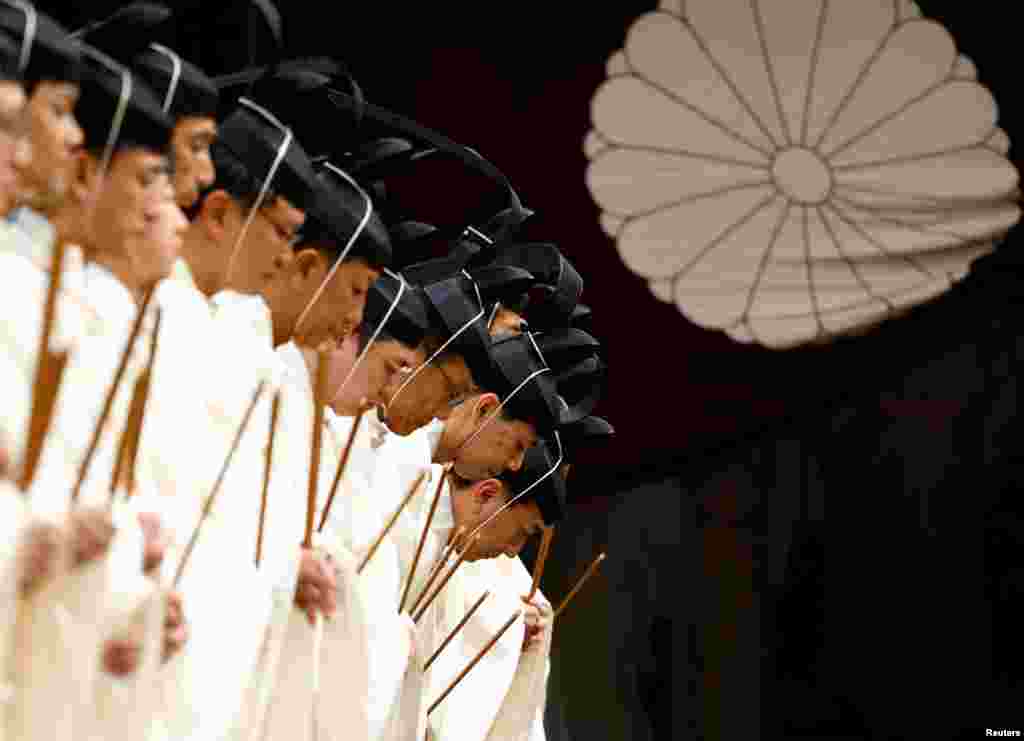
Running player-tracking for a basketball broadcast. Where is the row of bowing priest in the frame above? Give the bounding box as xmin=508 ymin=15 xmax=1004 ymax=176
xmin=0 ymin=2 xmax=612 ymax=739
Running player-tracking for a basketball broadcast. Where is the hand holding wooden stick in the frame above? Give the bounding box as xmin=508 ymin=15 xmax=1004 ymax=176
xmin=304 ymin=347 xmax=330 ymax=549
xmin=18 ymin=239 xmax=69 ymax=493
xmin=427 ymin=611 xmax=522 ymax=716
xmin=554 ymin=552 xmax=607 ymax=619
xmin=413 ymin=532 xmax=480 ymax=624
xmin=255 ymin=390 xmax=281 ymax=567
xmin=527 ymin=526 xmax=555 ymax=602
xmin=317 ymin=401 xmax=372 ymax=533
xmin=423 ymin=590 xmax=490 ymax=671
xmin=399 ymin=464 xmax=451 ymax=613
xmin=173 ymin=382 xmax=266 ymax=588
xmin=71 ymin=288 xmax=155 ymax=505
xmin=357 ymin=470 xmax=427 ymax=575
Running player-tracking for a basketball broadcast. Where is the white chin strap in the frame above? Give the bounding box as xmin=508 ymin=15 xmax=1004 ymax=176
xmin=224 ymin=98 xmax=293 ymax=287
xmin=464 ymin=225 xmax=493 ymax=245
xmin=77 ymin=47 xmax=131 ymax=255
xmin=461 ymin=430 xmax=563 ymax=548
xmin=148 ymin=44 xmax=183 ymax=114
xmin=5 ymin=0 xmax=36 ymax=75
xmin=384 ymin=273 xmax=485 ymax=413
xmin=292 ymin=162 xmax=373 ymax=338
xmin=332 ymin=268 xmax=406 ymax=403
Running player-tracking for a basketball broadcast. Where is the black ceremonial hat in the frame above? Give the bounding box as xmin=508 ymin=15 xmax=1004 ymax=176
xmin=388 ymin=222 xmax=478 ymax=274
xmin=0 ymin=3 xmax=80 ymax=85
xmin=0 ymin=29 xmax=19 ymax=80
xmin=480 ymin=242 xmax=583 ymax=328
xmin=75 ymin=45 xmax=172 ymax=153
xmin=470 ymin=265 xmax=537 ymax=309
xmin=398 ymin=233 xmax=481 ymax=284
xmin=419 ymin=270 xmax=501 ymax=393
xmin=77 ymin=3 xmax=218 ymax=119
xmin=363 ymin=272 xmax=431 ymax=350
xmin=558 ymin=416 xmax=614 ymax=459
xmin=534 ymin=328 xmax=602 ymax=371
xmin=487 ymin=332 xmax=566 ymax=434
xmin=214 ymin=57 xmax=363 ymax=155
xmin=554 ymin=355 xmax=605 ymax=425
xmin=301 ymin=159 xmax=392 ymax=269
xmin=495 ymin=327 xmax=603 ymax=428
xmin=349 ymin=136 xmax=533 ymax=241
xmin=216 ymin=101 xmax=320 ymax=214
xmin=500 ymin=440 xmax=567 ymax=525
xmin=567 ymin=304 xmax=592 ymax=332
xmin=328 ymin=93 xmax=534 ymax=242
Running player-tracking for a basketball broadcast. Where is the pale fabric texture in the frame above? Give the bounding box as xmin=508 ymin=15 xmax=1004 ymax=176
xmin=484 ymin=558 xmax=553 ymax=741
xmin=426 ymin=559 xmax=527 ymax=741
xmin=322 ymin=411 xmax=413 ymax=741
xmin=260 ymin=543 xmax=371 ymax=741
xmin=383 ymin=614 xmax=430 ymax=741
xmin=258 ymin=346 xmax=372 ymax=741
xmin=0 ymin=220 xmax=157 ymax=740
xmin=586 ymin=1 xmax=1020 ymax=347
xmin=0 ymin=484 xmax=25 ymax=741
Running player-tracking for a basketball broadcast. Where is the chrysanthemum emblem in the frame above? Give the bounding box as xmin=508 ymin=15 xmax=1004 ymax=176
xmin=585 ymin=0 xmax=1020 ymax=347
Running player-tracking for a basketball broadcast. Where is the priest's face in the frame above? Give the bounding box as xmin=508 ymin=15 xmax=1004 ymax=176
xmin=170 ymin=116 xmax=216 ymax=209
xmin=21 ymin=81 xmax=82 ymax=211
xmin=0 ymin=80 xmax=30 ymax=216
xmin=137 ymin=188 xmax=188 ymax=287
xmin=281 ymin=250 xmax=380 ymax=348
xmin=382 ymin=354 xmax=476 ymax=436
xmin=330 ymin=336 xmax=424 ymax=416
xmin=454 ymin=479 xmax=545 ymax=561
xmin=89 ymin=148 xmax=181 ymax=284
xmin=448 ymin=394 xmax=538 ymax=479
xmin=224 ymin=194 xmax=305 ymax=298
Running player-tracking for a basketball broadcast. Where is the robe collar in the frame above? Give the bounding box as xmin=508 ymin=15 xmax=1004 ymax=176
xmin=7 ymin=207 xmax=55 ymax=260
xmin=424 ymin=418 xmax=445 ymax=461
xmin=80 ymin=260 xmax=137 ymax=326
xmin=210 ymin=290 xmax=275 ymax=346
xmin=274 ymin=339 xmax=311 ymax=392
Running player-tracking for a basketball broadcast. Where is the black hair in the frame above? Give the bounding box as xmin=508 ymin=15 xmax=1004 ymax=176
xmin=84 ymin=140 xmax=172 ymax=167
xmin=187 ymin=137 xmax=279 ymax=218
xmin=295 ymin=227 xmax=387 ymax=272
xmin=420 ymin=332 xmax=458 ymax=364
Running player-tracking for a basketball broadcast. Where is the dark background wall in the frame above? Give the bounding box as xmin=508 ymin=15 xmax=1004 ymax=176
xmin=40 ymin=1 xmax=1024 ymax=738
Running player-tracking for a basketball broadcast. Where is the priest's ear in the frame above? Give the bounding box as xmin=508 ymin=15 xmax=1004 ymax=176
xmin=289 ymin=246 xmax=326 ymax=288
xmin=194 ymin=189 xmax=234 ymax=244
xmin=473 ymin=393 xmax=502 ymax=423
xmin=69 ymin=150 xmax=100 ymax=205
xmin=471 ymin=478 xmax=503 ymax=506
